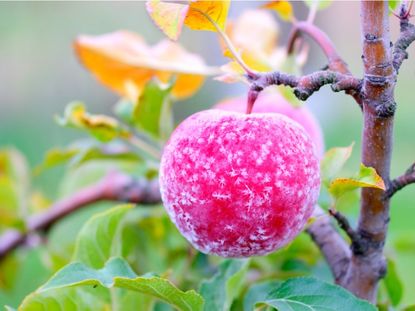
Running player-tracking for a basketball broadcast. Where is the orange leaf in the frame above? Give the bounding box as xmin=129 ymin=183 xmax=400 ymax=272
xmin=146 ymin=0 xmax=230 ymax=40
xmin=151 ymin=40 xmax=207 ymax=99
xmin=74 ymin=31 xmax=215 ymax=101
xmin=261 ymin=1 xmax=294 ymax=22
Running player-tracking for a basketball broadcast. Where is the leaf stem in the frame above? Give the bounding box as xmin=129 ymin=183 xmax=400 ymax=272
xmin=127 ymin=135 xmax=161 ymax=160
xmin=191 ymin=8 xmax=256 ymax=77
xmin=306 ymin=0 xmax=319 ymax=24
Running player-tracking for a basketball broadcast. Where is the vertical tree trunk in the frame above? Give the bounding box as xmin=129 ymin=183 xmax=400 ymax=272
xmin=340 ymin=1 xmax=396 ymax=302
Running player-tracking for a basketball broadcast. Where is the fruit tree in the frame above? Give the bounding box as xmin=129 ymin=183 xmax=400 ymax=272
xmin=1 ymin=1 xmax=415 ymax=310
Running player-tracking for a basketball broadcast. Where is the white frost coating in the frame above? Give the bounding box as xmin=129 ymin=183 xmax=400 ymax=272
xmin=159 ymin=109 xmax=321 ymax=258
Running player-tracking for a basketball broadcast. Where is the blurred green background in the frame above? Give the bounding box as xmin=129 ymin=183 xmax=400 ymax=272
xmin=0 ymin=1 xmax=414 ymax=308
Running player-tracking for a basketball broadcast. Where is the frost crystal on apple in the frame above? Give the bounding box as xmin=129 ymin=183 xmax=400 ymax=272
xmin=215 ymin=90 xmax=325 ymax=157
xmin=159 ymin=110 xmax=320 ymax=258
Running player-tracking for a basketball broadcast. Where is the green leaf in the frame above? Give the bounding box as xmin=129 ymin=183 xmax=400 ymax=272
xmin=40 ymin=258 xmax=136 ymax=291
xmin=120 ymin=208 xmax=189 ymax=279
xmin=0 ymin=248 xmax=51 ymax=308
xmin=321 ymin=143 xmax=354 ymax=185
xmin=34 ymin=147 xmax=79 ymax=174
xmin=0 ymin=148 xmax=30 ymax=227
xmin=73 ymin=204 xmax=133 ymax=268
xmin=243 ymin=280 xmax=281 ymax=311
xmin=303 ymin=0 xmax=333 ymax=10
xmin=199 ymin=259 xmax=249 ymax=311
xmin=134 ymin=79 xmax=173 ymax=140
xmin=20 ymin=258 xmax=204 ymax=311
xmin=402 ymin=305 xmax=415 ymax=311
xmin=383 ymin=258 xmax=403 ymax=306
xmin=19 ymin=287 xmax=109 ymax=311
xmin=70 ymin=144 xmax=141 ymax=168
xmin=56 ymin=102 xmax=131 ymax=142
xmin=253 ymin=277 xmax=377 ymax=311
xmin=329 ymin=163 xmax=385 ymax=199
xmin=0 ymin=148 xmax=30 ymax=187
xmin=115 ymin=98 xmax=136 ymax=124
xmin=389 ymin=0 xmax=399 ymax=11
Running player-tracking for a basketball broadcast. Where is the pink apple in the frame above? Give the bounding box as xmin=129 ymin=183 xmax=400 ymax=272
xmin=159 ymin=110 xmax=320 ymax=257
xmin=215 ymin=90 xmax=324 ymax=157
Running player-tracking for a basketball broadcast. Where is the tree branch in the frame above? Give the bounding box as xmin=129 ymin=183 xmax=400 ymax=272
xmin=246 ymin=70 xmax=361 ymax=113
xmin=339 ymin=1 xmax=395 ymax=302
xmin=385 ymin=162 xmax=415 ymax=198
xmin=328 ymin=208 xmax=359 ymax=244
xmin=0 ymin=171 xmax=160 ymax=260
xmin=286 ymin=21 xmax=363 ymax=107
xmin=393 ymin=5 xmax=415 ymax=73
xmin=306 ymin=206 xmax=351 ymax=283
xmin=288 ymin=22 xmax=347 ymax=73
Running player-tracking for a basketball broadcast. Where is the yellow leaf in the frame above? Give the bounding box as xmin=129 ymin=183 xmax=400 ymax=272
xmin=74 ymin=31 xmax=215 ymax=101
xmin=146 ymin=0 xmax=230 ymax=39
xmin=329 ymin=164 xmax=386 ymax=198
xmin=241 ymin=50 xmax=273 ymax=72
xmin=220 ymin=48 xmax=272 ymax=80
xmin=146 ymin=0 xmax=189 ymax=40
xmin=30 ymin=192 xmax=51 ymax=212
xmin=57 ymin=102 xmax=130 ymax=142
xmin=216 ymin=60 xmax=251 ymax=84
xmin=186 ymin=0 xmax=230 ymax=31
xmin=218 ymin=9 xmax=278 ymax=80
xmin=261 ymin=1 xmax=294 ymax=22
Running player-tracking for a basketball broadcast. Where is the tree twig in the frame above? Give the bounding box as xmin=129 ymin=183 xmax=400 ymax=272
xmin=0 ymin=171 xmax=160 ymax=260
xmin=393 ymin=4 xmax=415 ymax=73
xmin=287 ymin=22 xmax=345 ymax=72
xmin=328 ymin=208 xmax=360 ymax=244
xmin=246 ymin=69 xmax=361 ymax=113
xmin=306 ymin=206 xmax=351 ymax=283
xmin=286 ymin=21 xmax=362 ymax=107
xmin=385 ymin=162 xmax=415 ymax=198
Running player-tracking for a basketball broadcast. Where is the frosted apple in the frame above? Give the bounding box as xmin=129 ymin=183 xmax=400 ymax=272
xmin=159 ymin=110 xmax=320 ymax=258
xmin=215 ymin=90 xmax=325 ymax=157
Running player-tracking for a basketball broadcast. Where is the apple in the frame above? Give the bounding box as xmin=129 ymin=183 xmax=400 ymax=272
xmin=215 ymin=89 xmax=324 ymax=157
xmin=159 ymin=110 xmax=320 ymax=257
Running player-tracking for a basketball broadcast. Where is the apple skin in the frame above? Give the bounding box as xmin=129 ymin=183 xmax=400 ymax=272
xmin=159 ymin=110 xmax=320 ymax=258
xmin=215 ymin=90 xmax=324 ymax=157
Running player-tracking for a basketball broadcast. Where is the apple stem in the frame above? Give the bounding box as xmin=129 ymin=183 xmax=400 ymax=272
xmin=246 ymin=89 xmax=259 ymax=114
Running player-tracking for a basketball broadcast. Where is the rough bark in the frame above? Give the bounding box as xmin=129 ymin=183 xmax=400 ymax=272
xmin=338 ymin=1 xmax=395 ymax=302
